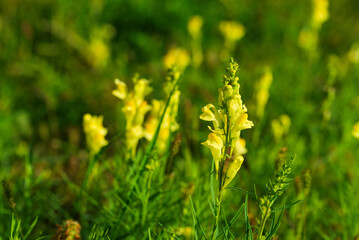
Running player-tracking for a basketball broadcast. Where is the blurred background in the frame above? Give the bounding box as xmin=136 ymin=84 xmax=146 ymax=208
xmin=1 ymin=0 xmax=359 ymax=238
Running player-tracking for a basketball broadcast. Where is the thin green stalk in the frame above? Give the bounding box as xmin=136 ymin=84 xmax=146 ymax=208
xmin=257 ymin=201 xmax=273 ymax=239
xmin=211 ymin=111 xmax=231 ymax=239
xmin=141 ymin=170 xmax=153 ymax=226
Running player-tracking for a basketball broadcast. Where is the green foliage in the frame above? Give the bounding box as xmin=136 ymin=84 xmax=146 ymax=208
xmin=1 ymin=0 xmax=359 ymax=239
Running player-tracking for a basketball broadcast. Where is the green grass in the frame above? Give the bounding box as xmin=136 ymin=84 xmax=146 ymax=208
xmin=1 ymin=0 xmax=359 ymax=239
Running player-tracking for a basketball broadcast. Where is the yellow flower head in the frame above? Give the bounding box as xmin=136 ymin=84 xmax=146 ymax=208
xmin=202 ymin=133 xmax=223 ymax=172
xmin=201 ymin=59 xmax=253 ymax=186
xmin=312 ymin=0 xmax=329 ymax=29
xmin=219 ymin=21 xmax=245 ymax=43
xmin=256 ymin=67 xmax=273 ymax=119
xmin=298 ymin=28 xmax=318 ymax=51
xmin=89 ymin=38 xmax=109 ymax=68
xmin=353 ymin=122 xmax=359 ymax=139
xmin=112 ymin=79 xmax=127 ymax=99
xmin=188 ymin=15 xmax=203 ymax=39
xmin=83 ymin=113 xmax=108 ymax=155
xmin=112 ymin=76 xmax=152 ymax=158
xmin=164 ymin=48 xmax=190 ymax=71
xmin=271 ymin=114 xmax=291 ymax=141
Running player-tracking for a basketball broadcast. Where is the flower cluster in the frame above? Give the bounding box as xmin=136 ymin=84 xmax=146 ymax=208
xmin=163 ymin=47 xmax=190 ymax=71
xmin=113 ymin=68 xmax=181 ymax=157
xmin=200 ymin=59 xmax=253 ymax=189
xmin=144 ymin=68 xmax=181 ymax=152
xmin=188 ymin=15 xmax=204 ymax=68
xmin=298 ymin=0 xmax=329 ymax=53
xmin=83 ymin=113 xmax=108 ymax=155
xmin=219 ymin=21 xmax=245 ymax=61
xmin=112 ymin=75 xmax=152 ymax=157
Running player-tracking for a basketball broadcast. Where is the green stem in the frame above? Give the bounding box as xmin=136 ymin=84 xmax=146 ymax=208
xmin=257 ymin=200 xmax=273 ymax=239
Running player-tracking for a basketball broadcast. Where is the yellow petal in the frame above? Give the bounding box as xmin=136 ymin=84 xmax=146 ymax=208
xmin=112 ymin=79 xmax=127 ymax=99
xmin=199 ymin=104 xmax=216 ymax=121
xmin=223 ymin=156 xmax=244 ymax=190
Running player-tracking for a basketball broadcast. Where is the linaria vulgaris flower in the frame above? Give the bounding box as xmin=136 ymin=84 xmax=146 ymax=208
xmin=83 ymin=113 xmax=108 ymax=155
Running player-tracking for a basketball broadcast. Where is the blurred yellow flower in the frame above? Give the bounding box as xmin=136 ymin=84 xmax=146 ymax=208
xmin=89 ymin=38 xmax=109 ymax=68
xmin=256 ymin=67 xmax=273 ymax=119
xmin=219 ymin=21 xmax=245 ymax=43
xmin=163 ymin=48 xmax=190 ymax=71
xmin=312 ymin=0 xmax=329 ymax=29
xmin=112 ymin=79 xmax=127 ymax=99
xmin=348 ymin=43 xmax=359 ymax=64
xmin=353 ymin=122 xmax=359 ymax=139
xmin=112 ymin=76 xmax=152 ymax=158
xmin=298 ymin=28 xmax=318 ymax=51
xmin=271 ymin=114 xmax=291 ymax=142
xmin=83 ymin=113 xmax=108 ymax=155
xmin=188 ymin=15 xmax=203 ymax=39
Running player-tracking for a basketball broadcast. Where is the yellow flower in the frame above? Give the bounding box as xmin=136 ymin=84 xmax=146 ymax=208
xmin=256 ymin=67 xmax=273 ymax=119
xmin=112 ymin=79 xmax=127 ymax=99
xmin=112 ymin=76 xmax=152 ymax=158
xmin=200 ymin=59 xmax=252 ymax=188
xmin=231 ymin=113 xmax=254 ymax=140
xmin=144 ymin=100 xmax=164 ymax=141
xmin=134 ymin=78 xmax=152 ymax=101
xmin=312 ymin=0 xmax=329 ymax=29
xmin=233 ymin=138 xmax=247 ymax=156
xmin=89 ymin=38 xmax=109 ymax=68
xmin=271 ymin=114 xmax=291 ymax=141
xmin=298 ymin=28 xmax=318 ymax=51
xmin=222 ymin=156 xmax=244 ymax=190
xmin=83 ymin=113 xmax=108 ymax=155
xmin=219 ymin=21 xmax=245 ymax=43
xmin=202 ymin=133 xmax=223 ymax=172
xmin=353 ymin=122 xmax=359 ymax=139
xmin=188 ymin=15 xmax=203 ymax=39
xmin=163 ymin=48 xmax=190 ymax=71
xmin=200 ymin=104 xmax=217 ymax=121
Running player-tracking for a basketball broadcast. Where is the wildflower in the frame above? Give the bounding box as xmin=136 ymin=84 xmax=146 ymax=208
xmin=219 ymin=21 xmax=245 ymax=43
xmin=298 ymin=28 xmax=318 ymax=51
xmin=112 ymin=79 xmax=127 ymax=99
xmin=83 ymin=113 xmax=108 ymax=155
xmin=89 ymin=38 xmax=109 ymax=68
xmin=202 ymin=133 xmax=223 ymax=172
xmin=312 ymin=0 xmax=329 ymax=30
xmin=201 ymin=59 xmax=253 ymax=238
xmin=188 ymin=15 xmax=204 ymax=67
xmin=256 ymin=67 xmax=273 ymax=119
xmin=271 ymin=114 xmax=291 ymax=142
xmin=163 ymin=48 xmax=190 ymax=71
xmin=112 ymin=75 xmax=152 ymax=158
xmin=353 ymin=122 xmax=359 ymax=139
xmin=201 ymin=58 xmax=253 ymax=186
xmin=188 ymin=15 xmax=203 ymax=39
xmin=219 ymin=21 xmax=245 ymax=61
